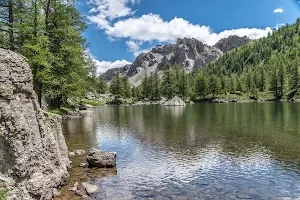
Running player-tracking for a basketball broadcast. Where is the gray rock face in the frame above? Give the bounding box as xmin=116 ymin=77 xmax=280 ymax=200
xmin=163 ymin=96 xmax=186 ymax=106
xmin=0 ymin=48 xmax=70 ymax=200
xmin=87 ymin=148 xmax=116 ymax=168
xmin=103 ymin=36 xmax=250 ymax=86
xmin=213 ymin=35 xmax=250 ymax=52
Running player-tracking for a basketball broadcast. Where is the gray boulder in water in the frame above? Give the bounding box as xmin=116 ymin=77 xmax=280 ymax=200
xmin=0 ymin=48 xmax=70 ymax=199
xmin=163 ymin=96 xmax=186 ymax=106
xmin=86 ymin=148 xmax=116 ymax=168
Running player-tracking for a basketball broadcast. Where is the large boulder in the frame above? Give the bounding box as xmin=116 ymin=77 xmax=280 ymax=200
xmin=87 ymin=148 xmax=116 ymax=168
xmin=0 ymin=48 xmax=70 ymax=200
xmin=163 ymin=96 xmax=186 ymax=106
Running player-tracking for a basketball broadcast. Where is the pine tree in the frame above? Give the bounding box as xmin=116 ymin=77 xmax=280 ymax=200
xmin=97 ymin=75 xmax=108 ymax=94
xmin=161 ymin=64 xmax=176 ymax=99
xmin=110 ymin=71 xmax=124 ymax=98
xmin=246 ymin=71 xmax=253 ymax=92
xmin=141 ymin=74 xmax=149 ymax=99
xmin=270 ymin=68 xmax=279 ymax=97
xmin=229 ymin=75 xmax=237 ymax=93
xmin=153 ymin=72 xmax=160 ymax=100
xmin=220 ymin=75 xmax=228 ymax=94
xmin=289 ymin=65 xmax=299 ymax=91
xmin=209 ymin=75 xmax=221 ymax=98
xmin=195 ymin=73 xmax=208 ymax=98
xmin=237 ymin=76 xmax=245 ymax=92
xmin=259 ymin=68 xmax=267 ymax=92
xmin=132 ymin=86 xmax=136 ymax=99
xmin=122 ymin=76 xmax=131 ymax=98
xmin=178 ymin=69 xmax=189 ymax=99
xmin=148 ymin=73 xmax=154 ymax=100
xmin=278 ymin=63 xmax=286 ymax=96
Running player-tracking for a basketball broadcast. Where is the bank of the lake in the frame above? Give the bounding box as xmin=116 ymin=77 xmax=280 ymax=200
xmin=59 ymin=102 xmax=300 ymax=200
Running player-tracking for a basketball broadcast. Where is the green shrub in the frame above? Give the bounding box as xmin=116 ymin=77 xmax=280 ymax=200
xmin=0 ymin=188 xmax=8 ymax=200
xmin=81 ymin=100 xmax=104 ymax=106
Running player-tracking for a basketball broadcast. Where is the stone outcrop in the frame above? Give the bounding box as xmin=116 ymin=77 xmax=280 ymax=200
xmin=213 ymin=35 xmax=250 ymax=52
xmin=163 ymin=96 xmax=186 ymax=106
xmin=0 ymin=48 xmax=70 ymax=200
xmin=87 ymin=148 xmax=116 ymax=168
xmin=103 ymin=36 xmax=251 ymax=86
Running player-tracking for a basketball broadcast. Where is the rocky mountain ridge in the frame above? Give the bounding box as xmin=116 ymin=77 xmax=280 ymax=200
xmin=103 ymin=35 xmax=251 ymax=86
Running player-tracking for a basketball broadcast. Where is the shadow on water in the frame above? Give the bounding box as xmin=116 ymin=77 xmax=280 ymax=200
xmin=60 ymin=103 xmax=300 ymax=199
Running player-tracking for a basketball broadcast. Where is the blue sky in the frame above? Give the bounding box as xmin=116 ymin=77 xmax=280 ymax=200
xmin=77 ymin=0 xmax=300 ymax=73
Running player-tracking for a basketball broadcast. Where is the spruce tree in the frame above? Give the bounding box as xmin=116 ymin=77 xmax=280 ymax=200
xmin=209 ymin=75 xmax=221 ymax=98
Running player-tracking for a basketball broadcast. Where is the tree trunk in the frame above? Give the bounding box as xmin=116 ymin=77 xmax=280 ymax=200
xmin=8 ymin=0 xmax=14 ymax=50
xmin=45 ymin=0 xmax=51 ymax=34
xmin=33 ymin=0 xmax=37 ymax=38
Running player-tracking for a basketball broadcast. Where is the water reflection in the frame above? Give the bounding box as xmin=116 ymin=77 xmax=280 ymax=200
xmin=62 ymin=103 xmax=300 ymax=199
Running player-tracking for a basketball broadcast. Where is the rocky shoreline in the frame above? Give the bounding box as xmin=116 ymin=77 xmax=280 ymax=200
xmin=56 ymin=148 xmax=117 ymax=200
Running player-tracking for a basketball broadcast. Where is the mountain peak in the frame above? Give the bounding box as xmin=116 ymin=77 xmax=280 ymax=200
xmin=213 ymin=35 xmax=251 ymax=52
xmin=103 ymin=35 xmax=251 ymax=86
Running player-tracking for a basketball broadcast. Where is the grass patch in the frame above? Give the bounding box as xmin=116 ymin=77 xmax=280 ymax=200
xmin=0 ymin=188 xmax=8 ymax=200
xmin=47 ymin=106 xmax=74 ymax=116
xmin=81 ymin=100 xmax=105 ymax=106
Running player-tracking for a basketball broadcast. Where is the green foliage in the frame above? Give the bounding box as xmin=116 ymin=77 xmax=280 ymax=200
xmin=0 ymin=0 xmax=97 ymax=108
xmin=195 ymin=73 xmax=208 ymax=98
xmin=81 ymin=100 xmax=105 ymax=106
xmin=209 ymin=75 xmax=221 ymax=97
xmin=110 ymin=18 xmax=300 ymax=102
xmin=110 ymin=71 xmax=125 ymax=97
xmin=161 ymin=64 xmax=177 ymax=99
xmin=195 ymin=18 xmax=300 ymax=100
xmin=0 ymin=188 xmax=8 ymax=200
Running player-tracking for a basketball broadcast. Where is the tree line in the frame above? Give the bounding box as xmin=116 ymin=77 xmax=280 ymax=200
xmin=107 ymin=18 xmax=300 ymax=101
xmin=0 ymin=0 xmax=99 ymax=108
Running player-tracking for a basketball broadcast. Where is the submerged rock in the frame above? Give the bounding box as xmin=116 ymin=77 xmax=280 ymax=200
xmin=81 ymin=182 xmax=99 ymax=195
xmin=0 ymin=48 xmax=70 ymax=200
xmin=74 ymin=149 xmax=86 ymax=156
xmin=75 ymin=184 xmax=87 ymax=196
xmin=69 ymin=152 xmax=76 ymax=157
xmin=80 ymin=163 xmax=89 ymax=168
xmin=163 ymin=96 xmax=186 ymax=106
xmin=69 ymin=182 xmax=79 ymax=191
xmin=87 ymin=148 xmax=116 ymax=168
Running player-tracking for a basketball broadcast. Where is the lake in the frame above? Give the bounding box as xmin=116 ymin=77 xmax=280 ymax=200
xmin=62 ymin=103 xmax=300 ymax=200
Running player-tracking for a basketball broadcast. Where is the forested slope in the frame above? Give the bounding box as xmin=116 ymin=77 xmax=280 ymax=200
xmin=108 ymin=19 xmax=300 ymax=102
xmin=199 ymin=19 xmax=300 ymax=99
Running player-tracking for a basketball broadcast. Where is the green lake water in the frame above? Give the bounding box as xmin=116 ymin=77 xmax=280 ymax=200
xmin=62 ymin=103 xmax=300 ymax=199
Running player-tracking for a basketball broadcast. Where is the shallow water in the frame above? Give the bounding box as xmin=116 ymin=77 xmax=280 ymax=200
xmin=62 ymin=103 xmax=300 ymax=200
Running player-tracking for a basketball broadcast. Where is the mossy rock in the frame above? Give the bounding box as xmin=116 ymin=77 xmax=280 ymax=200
xmin=0 ymin=187 xmax=8 ymax=200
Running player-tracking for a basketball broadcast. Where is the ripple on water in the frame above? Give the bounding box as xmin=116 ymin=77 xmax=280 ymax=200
xmin=61 ymin=104 xmax=300 ymax=199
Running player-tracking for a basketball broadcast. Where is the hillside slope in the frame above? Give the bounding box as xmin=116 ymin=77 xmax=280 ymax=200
xmin=197 ymin=19 xmax=300 ymax=99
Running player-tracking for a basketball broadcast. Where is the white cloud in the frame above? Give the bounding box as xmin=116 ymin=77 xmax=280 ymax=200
xmin=87 ymin=0 xmax=139 ymax=29
xmin=125 ymin=40 xmax=150 ymax=56
xmin=133 ymin=48 xmax=151 ymax=57
xmin=87 ymin=0 xmax=272 ymax=57
xmin=125 ymin=40 xmax=141 ymax=52
xmin=87 ymin=51 xmax=131 ymax=74
xmin=105 ymin=14 xmax=272 ymax=45
xmin=274 ymin=8 xmax=284 ymax=13
xmin=93 ymin=59 xmax=131 ymax=74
